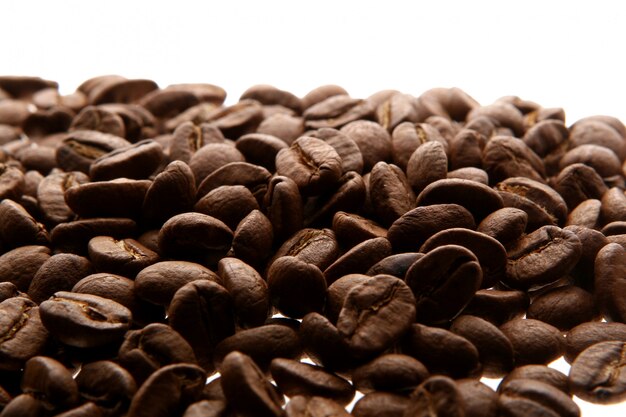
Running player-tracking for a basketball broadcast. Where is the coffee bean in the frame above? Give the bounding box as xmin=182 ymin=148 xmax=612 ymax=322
xmin=522 ymin=119 xmax=569 ymax=157
xmin=351 ymin=353 xmax=429 ymax=394
xmin=135 ymin=260 xmax=220 ymax=307
xmin=90 ymin=139 xmax=164 ymax=181
xmin=403 ymin=375 xmax=465 ymax=417
xmin=39 ymin=291 xmax=131 ymax=348
xmin=369 ymin=162 xmax=415 ymax=225
xmin=323 ymin=237 xmax=392 ymax=285
xmin=270 ymin=358 xmax=355 ymax=405
xmin=351 ymin=392 xmax=410 ymax=417
xmin=499 ymin=364 xmax=570 ymax=395
xmin=495 ymin=176 xmax=568 ymax=225
xmin=406 ymin=141 xmax=448 ymax=194
xmin=220 ymin=351 xmax=283 ymax=417
xmin=406 ymin=245 xmax=482 ymax=324
xmin=231 ymin=209 xmax=274 ymax=266
xmin=50 ymin=217 xmax=138 ymax=254
xmin=217 ymin=257 xmax=270 ymax=328
xmin=304 ymin=95 xmax=375 ymax=131
xmin=263 ymin=175 xmax=304 ymax=241
xmin=390 ymin=122 xmax=447 ymax=171
xmin=308 ymin=128 xmax=364 ymax=174
xmin=0 ymin=393 xmax=45 ymax=417
xmin=27 ymin=253 xmax=93 ymax=304
xmin=302 ymin=85 xmax=348 ymax=110
xmin=366 ymin=252 xmax=422 ymax=278
xmin=561 ymin=144 xmax=622 ymax=177
xmin=527 ymin=285 xmax=600 ymax=331
xmin=53 ymin=402 xmax=104 ymax=417
xmin=56 ymin=130 xmax=130 ymax=174
xmin=457 ymin=379 xmax=499 ymax=417
xmin=75 ymin=360 xmax=136 ymax=414
xmin=504 ymin=225 xmax=581 ymax=290
xmin=271 ymin=228 xmax=339 ymax=271
xmin=462 ymin=288 xmax=529 ymax=326
xmin=194 ymin=185 xmax=259 ymax=230
xmin=594 ymin=243 xmax=626 ymax=322
xmin=336 ymin=275 xmax=415 ymax=360
xmin=87 ymin=236 xmax=159 ymax=277
xmin=65 ymin=179 xmax=151 ymax=219
xmin=37 ymin=171 xmax=89 ymax=224
xmin=299 ymin=312 xmax=356 ymax=372
xmin=483 ymin=135 xmax=546 ymax=184
xmin=499 ymin=379 xmax=580 ymax=417
xmin=0 ymin=199 xmax=49 ymax=249
xmin=21 ymin=356 xmax=79 ymax=411
xmin=564 ymin=321 xmax=626 ymax=363
xmin=303 ymin=171 xmax=367 ymax=227
xmin=285 ymin=395 xmax=351 ymax=417
xmin=499 ymin=318 xmax=563 ymax=366
xmin=569 ymin=119 xmax=626 ymax=160
xmin=118 ymin=323 xmax=197 ymax=385
xmin=235 ymin=133 xmax=288 ymax=172
xmin=553 ymin=163 xmax=608 ymax=210
xmin=71 ymin=105 xmax=126 ymax=138
xmin=0 ymin=245 xmax=50 ymax=291
xmin=0 ymin=297 xmax=48 ymax=371
xmin=126 ymin=363 xmax=206 ymax=417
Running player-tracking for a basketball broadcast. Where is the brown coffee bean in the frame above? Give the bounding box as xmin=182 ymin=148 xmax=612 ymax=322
xmin=126 ymin=363 xmax=206 ymax=417
xmin=56 ymin=130 xmax=131 ymax=174
xmin=496 ymin=176 xmax=568 ymax=226
xmin=303 ymin=95 xmax=375 ymax=131
xmin=594 ymin=243 xmax=626 ymax=322
xmin=271 ymin=228 xmax=339 ymax=271
xmin=456 ymin=379 xmax=498 ymax=417
xmin=332 ymin=211 xmax=387 ymax=248
xmin=323 ymin=237 xmax=392 ymax=285
xmin=0 ymin=297 xmax=48 ymax=371
xmin=568 ymin=199 xmax=603 ymax=229
xmin=387 ymin=204 xmax=476 ymax=252
xmin=522 ymin=119 xmax=569 ymax=157
xmin=236 ymin=133 xmax=288 ymax=171
xmin=65 ymin=179 xmax=151 ymax=219
xmin=39 ymin=291 xmax=131 ymax=348
xmin=375 ymin=93 xmax=420 ymax=132
xmin=90 ymin=139 xmax=164 ymax=181
xmin=196 ymin=161 xmax=271 ymax=203
xmin=22 ymin=356 xmax=79 ymax=411
xmin=462 ymin=288 xmax=529 ymax=326
xmin=267 ymin=256 xmax=327 ymax=319
xmin=0 ymin=163 xmax=26 ymax=203
xmin=336 ymin=275 xmax=415 ymax=360
xmin=213 ymin=324 xmax=302 ymax=372
xmin=182 ymin=400 xmax=227 ymax=417
xmin=70 ymin=105 xmax=126 ymax=137
xmin=263 ymin=175 xmax=304 ymax=241
xmin=390 ymin=122 xmax=447 ymax=171
xmin=0 ymin=245 xmax=51 ymax=291
xmin=554 ymin=163 xmax=608 ymax=210
xmin=308 ymin=128 xmax=364 ymax=174
xmin=569 ymin=120 xmax=626 ymax=160
xmin=27 ymin=253 xmax=93 ymax=304
xmin=406 ymin=245 xmax=482 ymax=324
xmin=231 ymin=209 xmax=274 ymax=266
xmin=406 ymin=140 xmax=448 ymax=194
xmin=504 ymin=225 xmax=582 ymax=290
xmin=569 ymin=341 xmax=626 ymax=404
xmin=527 ymin=285 xmax=600 ymax=331
xmin=158 ymin=213 xmax=233 ymax=266
xmin=324 ymin=274 xmax=371 ymax=325
xmin=302 ymin=85 xmax=349 ymax=110
xmin=87 ymin=236 xmax=159 ymax=277
xmin=257 ymin=112 xmax=305 ymax=144
xmin=0 ymin=394 xmax=46 ymax=417
xmin=499 ymin=379 xmax=580 ymax=417
xmin=565 ymin=322 xmax=626 ymax=364
xmin=118 ymin=323 xmax=197 ymax=385
xmin=37 ymin=171 xmax=89 ymax=225
xmin=403 ymin=375 xmax=465 ymax=417
xmin=270 ymin=358 xmax=355 ymax=405
xmin=351 ymin=392 xmax=410 ymax=417
xmin=217 ymin=257 xmax=270 ymax=328
xmin=352 ymin=353 xmax=429 ymax=394
xmin=169 ymin=280 xmax=235 ymax=371
xmin=499 ymin=365 xmax=570 ymax=395
xmin=299 ymin=312 xmax=356 ymax=372
xmin=193 ymin=185 xmax=259 ymax=230
xmin=189 ymin=143 xmax=245 ymax=186
xmin=88 ymin=78 xmax=157 ymax=105
xmin=50 ymin=217 xmax=138 ymax=254
xmin=369 ymin=162 xmax=415 ymax=225
xmin=500 ymin=318 xmax=563 ymax=365
xmin=135 ymin=260 xmax=220 ymax=307
xmin=340 ymin=120 xmax=391 ymax=172
xmin=0 ymin=199 xmax=49 ymax=249
xmin=75 ymin=360 xmax=136 ymax=415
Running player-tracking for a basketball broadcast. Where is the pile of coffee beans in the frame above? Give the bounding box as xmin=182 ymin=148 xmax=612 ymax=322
xmin=1 ymin=75 xmax=626 ymax=416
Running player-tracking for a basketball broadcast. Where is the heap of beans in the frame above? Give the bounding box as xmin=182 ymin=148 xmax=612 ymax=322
xmin=0 ymin=75 xmax=625 ymax=417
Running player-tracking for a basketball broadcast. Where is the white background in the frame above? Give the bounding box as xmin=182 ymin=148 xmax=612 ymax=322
xmin=3 ymin=0 xmax=626 ymax=415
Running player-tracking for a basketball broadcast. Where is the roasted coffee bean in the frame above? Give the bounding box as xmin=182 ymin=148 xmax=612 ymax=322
xmin=390 ymin=122 xmax=448 ymax=171
xmin=402 ymin=323 xmax=480 ymax=378
xmin=135 ymin=260 xmax=220 ymax=307
xmin=352 ymin=353 xmax=429 ymax=394
xmin=54 ymin=402 xmax=104 ymax=417
xmin=56 ymin=130 xmax=131 ymax=174
xmin=0 ymin=199 xmax=49 ymax=249
xmin=450 ymin=315 xmax=513 ymax=377
xmin=263 ymin=175 xmax=304 ymax=241
xmin=50 ymin=217 xmax=138 ymax=254
xmin=196 ymin=161 xmax=271 ymax=203
xmin=303 ymin=95 xmax=375 ymax=131
xmin=462 ymin=288 xmax=529 ymax=326
xmin=285 ymin=395 xmax=350 ymax=417
xmin=387 ymin=204 xmax=476 ymax=252
xmin=118 ymin=323 xmax=197 ymax=384
xmin=267 ymin=256 xmax=327 ymax=318
xmin=553 ymin=163 xmax=608 ymax=210
xmin=126 ymin=363 xmax=205 ymax=417
xmin=478 ymin=207 xmax=530 ymax=244
xmin=302 ymin=85 xmax=348 ymax=110
xmin=0 ymin=282 xmax=19 ymax=302
xmin=231 ymin=209 xmax=273 ymax=265
xmin=499 ymin=365 xmax=571 ymax=395
xmin=407 ymin=141 xmax=449 ymax=195
xmin=275 ymin=136 xmax=343 ymax=196
xmin=21 ymin=356 xmax=79 ymax=411
xmin=299 ymin=312 xmax=356 ymax=372
xmin=323 ymin=237 xmax=392 ymax=285
xmin=561 ymin=144 xmax=622 ymax=177
xmin=27 ymin=253 xmax=93 ymax=304
xmin=351 ymin=392 xmax=410 ymax=417
xmin=500 ymin=318 xmax=563 ymax=366
xmin=569 ymin=340 xmax=626 ymax=404
xmin=65 ymin=179 xmax=151 ymax=219
xmin=565 ymin=322 xmax=626 ymax=363
xmin=324 ymin=274 xmax=371 ymax=325
xmin=0 ymin=245 xmax=51 ymax=291
xmin=563 ymin=225 xmax=608 ymax=287
xmin=194 ymin=185 xmax=259 ymax=230
xmin=457 ymin=379 xmax=499 ymax=417
xmin=336 ymin=275 xmax=415 ymax=360
xmin=189 ymin=143 xmax=245 ymax=186
xmin=0 ymin=297 xmax=48 ymax=371
xmin=602 ymin=221 xmax=626 ymax=236
xmin=182 ymin=400 xmax=227 ymax=417
xmin=403 ymin=375 xmax=465 ymax=417
xmin=331 ymin=211 xmax=386 ymax=248
xmin=496 ymin=176 xmax=568 ymax=225
xmin=366 ymin=252 xmax=423 ymax=278
xmin=213 ymin=324 xmax=302 ymax=371
xmin=420 ymin=228 xmax=506 ymax=289
xmin=416 ymin=178 xmax=504 ymax=223
xmin=37 ymin=171 xmax=89 ymax=224
xmin=141 ymin=161 xmax=196 ymax=226
xmin=406 ymin=245 xmax=482 ymax=324
xmin=90 ymin=139 xmax=164 ymax=181
xmin=220 ymin=351 xmax=283 ymax=417
xmin=270 ymin=358 xmax=355 ymax=405
xmin=499 ymin=379 xmax=580 ymax=417
xmin=271 ymin=228 xmax=339 ymax=271
xmin=569 ymin=119 xmax=626 ymax=160
xmin=0 ymin=393 xmax=46 ymax=417
xmin=527 ymin=285 xmax=600 ymax=331
xmin=39 ymin=291 xmax=131 ymax=348
xmin=522 ymin=119 xmax=569 ymax=157
xmin=483 ymin=135 xmax=546 ymax=184
xmin=217 ymin=257 xmax=270 ymax=328
xmin=168 ymin=280 xmax=235 ymax=371
xmin=87 ymin=236 xmax=159 ymax=277
xmin=158 ymin=213 xmax=233 ymax=265
xmin=594 ymin=243 xmax=626 ymax=322
xmin=308 ymin=128 xmax=364 ymax=174
xmin=235 ymin=133 xmax=288 ymax=171
xmin=75 ymin=360 xmax=136 ymax=415
xmin=504 ymin=225 xmax=581 ymax=290
xmin=257 ymin=112 xmax=304 ymax=144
